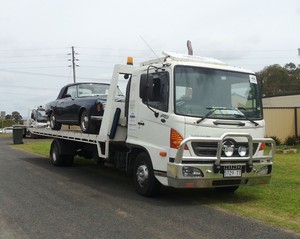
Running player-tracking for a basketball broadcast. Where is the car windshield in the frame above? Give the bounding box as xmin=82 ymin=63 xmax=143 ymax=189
xmin=36 ymin=109 xmax=47 ymax=123
xmin=77 ymin=83 xmax=124 ymax=99
xmin=174 ymin=66 xmax=262 ymax=120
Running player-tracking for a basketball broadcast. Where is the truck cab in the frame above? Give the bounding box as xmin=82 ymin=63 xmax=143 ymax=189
xmin=116 ymin=52 xmax=274 ymax=195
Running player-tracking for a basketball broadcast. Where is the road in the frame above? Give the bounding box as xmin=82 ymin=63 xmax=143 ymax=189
xmin=0 ymin=136 xmax=299 ymax=239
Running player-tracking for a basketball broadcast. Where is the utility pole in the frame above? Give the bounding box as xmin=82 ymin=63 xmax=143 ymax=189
xmin=1 ymin=111 xmax=5 ymax=129
xmin=68 ymin=46 xmax=79 ymax=83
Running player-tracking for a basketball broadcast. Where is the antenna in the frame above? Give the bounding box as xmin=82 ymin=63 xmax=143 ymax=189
xmin=140 ymin=36 xmax=164 ymax=65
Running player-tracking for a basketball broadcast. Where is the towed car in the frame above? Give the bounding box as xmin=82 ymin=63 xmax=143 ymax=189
xmin=45 ymin=82 xmax=124 ymax=133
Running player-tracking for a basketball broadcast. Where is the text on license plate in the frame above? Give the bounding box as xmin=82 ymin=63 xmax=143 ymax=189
xmin=224 ymin=170 xmax=242 ymax=178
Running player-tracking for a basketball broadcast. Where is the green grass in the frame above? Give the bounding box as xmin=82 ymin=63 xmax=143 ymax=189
xmin=12 ymin=140 xmax=300 ymax=234
xmin=214 ymin=152 xmax=300 ymax=232
xmin=12 ymin=139 xmax=95 ymax=165
xmin=0 ymin=133 xmax=13 ymax=138
xmin=14 ymin=139 xmax=52 ymax=156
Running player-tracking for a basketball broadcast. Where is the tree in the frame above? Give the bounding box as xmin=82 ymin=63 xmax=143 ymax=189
xmin=256 ymin=63 xmax=300 ymax=97
xmin=284 ymin=62 xmax=296 ymax=71
xmin=11 ymin=111 xmax=23 ymax=124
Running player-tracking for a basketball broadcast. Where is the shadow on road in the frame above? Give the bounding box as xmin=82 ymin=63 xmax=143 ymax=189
xmin=19 ymin=152 xmax=258 ymax=208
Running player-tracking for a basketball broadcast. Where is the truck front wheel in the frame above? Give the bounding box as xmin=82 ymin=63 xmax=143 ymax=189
xmin=133 ymin=152 xmax=161 ymax=197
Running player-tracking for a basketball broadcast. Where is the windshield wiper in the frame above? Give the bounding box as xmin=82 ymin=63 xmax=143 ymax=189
xmin=233 ymin=108 xmax=259 ymax=126
xmin=196 ymin=107 xmax=259 ymax=126
xmin=196 ymin=107 xmax=224 ymax=124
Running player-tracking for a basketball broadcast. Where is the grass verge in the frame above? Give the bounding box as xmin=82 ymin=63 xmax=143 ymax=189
xmin=214 ymin=151 xmax=300 ymax=232
xmin=12 ymin=140 xmax=300 ymax=233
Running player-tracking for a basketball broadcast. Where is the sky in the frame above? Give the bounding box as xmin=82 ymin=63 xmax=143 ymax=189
xmin=0 ymin=0 xmax=300 ymax=118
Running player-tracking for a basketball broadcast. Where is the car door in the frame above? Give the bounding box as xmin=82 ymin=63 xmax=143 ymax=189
xmin=56 ymin=85 xmax=77 ymax=123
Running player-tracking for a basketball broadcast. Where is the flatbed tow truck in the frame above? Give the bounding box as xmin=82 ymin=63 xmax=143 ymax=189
xmin=30 ymin=50 xmax=275 ymax=196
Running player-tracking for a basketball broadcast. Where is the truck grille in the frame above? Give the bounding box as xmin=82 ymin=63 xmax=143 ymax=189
xmin=191 ymin=142 xmax=259 ymax=157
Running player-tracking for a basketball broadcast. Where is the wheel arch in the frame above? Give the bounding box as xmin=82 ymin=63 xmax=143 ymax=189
xmin=47 ymin=109 xmax=53 ymax=121
xmin=131 ymin=147 xmax=161 ymax=197
xmin=127 ymin=145 xmax=152 ymax=172
xmin=78 ymin=107 xmax=87 ymax=123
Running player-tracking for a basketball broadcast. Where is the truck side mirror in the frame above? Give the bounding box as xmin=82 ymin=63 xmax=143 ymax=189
xmin=140 ymin=74 xmax=153 ymax=101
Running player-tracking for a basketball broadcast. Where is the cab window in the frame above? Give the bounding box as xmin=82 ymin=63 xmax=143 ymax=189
xmin=141 ymin=72 xmax=169 ymax=112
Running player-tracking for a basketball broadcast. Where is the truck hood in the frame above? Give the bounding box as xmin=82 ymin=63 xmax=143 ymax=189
xmin=183 ymin=117 xmax=265 ymax=139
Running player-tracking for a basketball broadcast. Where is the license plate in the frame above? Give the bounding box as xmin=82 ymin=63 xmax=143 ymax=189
xmin=224 ymin=170 xmax=242 ymax=178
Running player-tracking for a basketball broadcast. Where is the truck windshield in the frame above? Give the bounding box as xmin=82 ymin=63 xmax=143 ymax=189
xmin=174 ymin=66 xmax=262 ymax=120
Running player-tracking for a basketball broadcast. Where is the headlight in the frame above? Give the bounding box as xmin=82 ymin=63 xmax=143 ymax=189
xmin=238 ymin=146 xmax=247 ymax=157
xmin=182 ymin=166 xmax=203 ymax=177
xmin=257 ymin=165 xmax=272 ymax=175
xmin=223 ymin=140 xmax=235 ymax=157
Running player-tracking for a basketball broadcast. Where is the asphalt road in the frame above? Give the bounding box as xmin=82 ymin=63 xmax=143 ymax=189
xmin=0 ymin=136 xmax=299 ymax=239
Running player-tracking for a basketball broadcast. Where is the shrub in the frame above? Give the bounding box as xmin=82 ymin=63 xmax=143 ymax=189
xmin=269 ymin=136 xmax=281 ymax=145
xmin=284 ymin=136 xmax=297 ymax=146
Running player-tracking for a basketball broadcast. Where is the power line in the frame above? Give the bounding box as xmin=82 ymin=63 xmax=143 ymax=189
xmin=0 ymin=69 xmax=71 ymax=78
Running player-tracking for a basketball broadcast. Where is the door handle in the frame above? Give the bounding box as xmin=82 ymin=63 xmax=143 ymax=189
xmin=138 ymin=121 xmax=145 ymax=126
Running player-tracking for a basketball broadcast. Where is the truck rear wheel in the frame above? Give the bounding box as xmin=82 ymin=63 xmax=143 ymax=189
xmin=133 ymin=152 xmax=161 ymax=197
xmin=50 ymin=139 xmax=74 ymax=167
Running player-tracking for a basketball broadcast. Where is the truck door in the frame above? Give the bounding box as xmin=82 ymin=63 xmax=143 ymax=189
xmin=128 ymin=70 xmax=170 ymax=169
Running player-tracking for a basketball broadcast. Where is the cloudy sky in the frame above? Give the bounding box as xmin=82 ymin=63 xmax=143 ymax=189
xmin=0 ymin=0 xmax=300 ymax=118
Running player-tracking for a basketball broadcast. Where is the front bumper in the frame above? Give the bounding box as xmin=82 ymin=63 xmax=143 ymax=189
xmin=166 ymin=132 xmax=275 ymax=188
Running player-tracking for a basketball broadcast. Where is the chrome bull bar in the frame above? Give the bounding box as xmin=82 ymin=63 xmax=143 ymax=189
xmin=174 ymin=132 xmax=275 ymax=173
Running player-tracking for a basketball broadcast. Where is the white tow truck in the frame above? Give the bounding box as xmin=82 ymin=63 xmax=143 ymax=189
xmin=30 ymin=51 xmax=275 ymax=196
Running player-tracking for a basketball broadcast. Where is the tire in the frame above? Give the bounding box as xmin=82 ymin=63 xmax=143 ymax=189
xmin=215 ymin=186 xmax=239 ymax=193
xmin=133 ymin=152 xmax=161 ymax=197
xmin=50 ymin=139 xmax=74 ymax=167
xmin=49 ymin=112 xmax=62 ymax=130
xmin=80 ymin=109 xmax=95 ymax=133
xmin=50 ymin=139 xmax=63 ymax=166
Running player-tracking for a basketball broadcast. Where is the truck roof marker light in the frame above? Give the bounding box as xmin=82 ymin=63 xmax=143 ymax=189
xmin=127 ymin=57 xmax=133 ymax=65
xmin=170 ymin=128 xmax=188 ymax=150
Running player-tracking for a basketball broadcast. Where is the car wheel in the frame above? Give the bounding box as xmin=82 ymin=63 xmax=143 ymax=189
xmin=133 ymin=152 xmax=161 ymax=197
xmin=80 ymin=110 xmax=95 ymax=133
xmin=50 ymin=112 xmax=62 ymax=130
